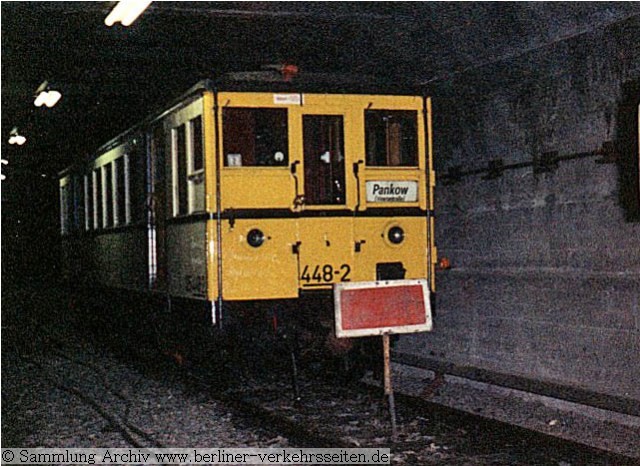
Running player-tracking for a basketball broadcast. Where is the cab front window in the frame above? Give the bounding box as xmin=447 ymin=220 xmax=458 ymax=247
xmin=365 ymin=110 xmax=418 ymax=167
xmin=223 ymin=108 xmax=288 ymax=167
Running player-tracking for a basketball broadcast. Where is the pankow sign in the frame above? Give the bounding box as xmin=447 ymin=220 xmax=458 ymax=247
xmin=365 ymin=181 xmax=418 ymax=203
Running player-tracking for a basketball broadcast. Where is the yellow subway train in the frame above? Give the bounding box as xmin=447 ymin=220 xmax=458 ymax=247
xmin=58 ymin=69 xmax=436 ymax=361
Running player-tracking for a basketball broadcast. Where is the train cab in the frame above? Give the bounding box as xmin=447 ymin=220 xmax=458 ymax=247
xmin=214 ymin=88 xmax=435 ymax=304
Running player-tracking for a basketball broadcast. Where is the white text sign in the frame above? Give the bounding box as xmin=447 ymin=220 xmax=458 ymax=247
xmin=366 ymin=181 xmax=418 ymax=203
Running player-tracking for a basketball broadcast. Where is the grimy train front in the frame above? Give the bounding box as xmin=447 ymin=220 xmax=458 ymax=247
xmin=58 ymin=71 xmax=436 ymax=363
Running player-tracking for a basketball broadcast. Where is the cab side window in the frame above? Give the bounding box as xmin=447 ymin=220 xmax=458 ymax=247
xmin=187 ymin=116 xmax=205 ymax=213
xmin=172 ymin=124 xmax=188 ymax=216
xmin=365 ymin=110 xmax=418 ymax=167
xmin=223 ymin=108 xmax=288 ymax=167
xmin=171 ymin=116 xmax=205 ymax=216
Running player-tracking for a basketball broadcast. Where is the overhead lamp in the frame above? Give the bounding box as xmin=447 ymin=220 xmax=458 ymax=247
xmin=105 ymin=0 xmax=152 ymax=27
xmin=34 ymin=81 xmax=62 ymax=108
xmin=8 ymin=127 xmax=26 ymax=146
xmin=9 ymin=135 xmax=27 ymax=145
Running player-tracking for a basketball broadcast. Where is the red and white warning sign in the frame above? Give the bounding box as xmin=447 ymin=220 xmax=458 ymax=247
xmin=334 ymin=279 xmax=432 ymax=338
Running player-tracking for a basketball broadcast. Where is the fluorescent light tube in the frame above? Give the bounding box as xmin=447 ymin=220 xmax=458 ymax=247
xmin=105 ymin=0 xmax=151 ymax=27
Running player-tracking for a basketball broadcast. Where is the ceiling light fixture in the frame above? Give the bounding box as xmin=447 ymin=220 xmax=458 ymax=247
xmin=34 ymin=81 xmax=62 ymax=108
xmin=105 ymin=0 xmax=152 ymax=27
xmin=8 ymin=127 xmax=26 ymax=146
xmin=10 ymin=135 xmax=27 ymax=146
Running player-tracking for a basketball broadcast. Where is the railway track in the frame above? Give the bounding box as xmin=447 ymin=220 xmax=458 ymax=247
xmin=184 ymin=370 xmax=357 ymax=449
xmin=6 ymin=305 xmax=165 ymax=450
xmin=172 ymin=351 xmax=638 ymax=465
xmin=4 ymin=302 xmax=360 ymax=453
xmin=4 ymin=287 xmax=637 ymax=464
xmin=14 ymin=348 xmax=164 ymax=449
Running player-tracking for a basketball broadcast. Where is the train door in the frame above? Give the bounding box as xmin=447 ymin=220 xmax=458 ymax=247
xmin=148 ymin=124 xmax=168 ymax=291
xmin=296 ymin=110 xmax=354 ymax=291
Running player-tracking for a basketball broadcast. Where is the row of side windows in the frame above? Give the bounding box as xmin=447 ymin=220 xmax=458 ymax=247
xmin=62 ymin=113 xmax=205 ymax=234
xmin=86 ymin=156 xmax=131 ymax=230
xmin=60 ymin=153 xmax=140 ymax=235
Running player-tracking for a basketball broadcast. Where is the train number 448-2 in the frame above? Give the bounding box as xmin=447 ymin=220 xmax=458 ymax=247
xmin=300 ymin=264 xmax=351 ymax=283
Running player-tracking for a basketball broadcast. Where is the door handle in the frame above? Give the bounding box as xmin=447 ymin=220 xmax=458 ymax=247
xmin=290 ymin=161 xmax=304 ymax=207
xmin=353 ymin=160 xmax=364 ymax=211
xmin=290 ymin=161 xmax=300 ymax=175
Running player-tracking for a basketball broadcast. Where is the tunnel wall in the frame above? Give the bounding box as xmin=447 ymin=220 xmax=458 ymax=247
xmin=398 ymin=15 xmax=640 ymax=404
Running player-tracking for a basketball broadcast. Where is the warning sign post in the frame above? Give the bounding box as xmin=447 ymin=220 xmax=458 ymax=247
xmin=334 ymin=279 xmax=433 ymax=441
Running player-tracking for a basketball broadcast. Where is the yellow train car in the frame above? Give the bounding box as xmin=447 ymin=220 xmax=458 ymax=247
xmin=59 ymin=69 xmax=435 ymax=349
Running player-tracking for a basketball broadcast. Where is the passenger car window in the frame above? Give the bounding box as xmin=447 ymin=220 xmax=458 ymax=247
xmin=365 ymin=110 xmax=418 ymax=167
xmin=103 ymin=163 xmax=113 ymax=227
xmin=223 ymin=108 xmax=288 ymax=167
xmin=114 ymin=156 xmax=127 ymax=225
xmin=84 ymin=174 xmax=92 ymax=231
xmin=59 ymin=183 xmax=71 ymax=235
xmin=73 ymin=175 xmax=84 ymax=232
xmin=93 ymin=169 xmax=102 ymax=229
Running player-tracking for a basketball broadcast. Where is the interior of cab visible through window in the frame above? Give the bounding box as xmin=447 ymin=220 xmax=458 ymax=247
xmin=223 ymin=108 xmax=289 ymax=167
xmin=365 ymin=110 xmax=418 ymax=167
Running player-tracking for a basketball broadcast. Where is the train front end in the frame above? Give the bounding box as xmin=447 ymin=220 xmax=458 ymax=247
xmin=212 ymin=90 xmax=436 ymax=309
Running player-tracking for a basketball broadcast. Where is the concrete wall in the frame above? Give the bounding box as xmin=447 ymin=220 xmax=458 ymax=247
xmin=397 ymin=15 xmax=640 ymax=403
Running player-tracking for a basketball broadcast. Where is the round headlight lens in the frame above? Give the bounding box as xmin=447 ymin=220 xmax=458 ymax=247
xmin=247 ymin=229 xmax=265 ymax=248
xmin=387 ymin=226 xmax=405 ymax=244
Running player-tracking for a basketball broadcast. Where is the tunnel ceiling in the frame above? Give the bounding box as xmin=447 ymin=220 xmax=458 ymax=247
xmin=2 ymin=1 xmax=640 ymax=172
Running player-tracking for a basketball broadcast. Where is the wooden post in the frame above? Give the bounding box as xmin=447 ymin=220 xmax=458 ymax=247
xmin=383 ymin=333 xmax=398 ymax=441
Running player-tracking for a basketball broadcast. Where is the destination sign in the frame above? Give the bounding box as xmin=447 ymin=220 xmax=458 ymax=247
xmin=365 ymin=181 xmax=418 ymax=203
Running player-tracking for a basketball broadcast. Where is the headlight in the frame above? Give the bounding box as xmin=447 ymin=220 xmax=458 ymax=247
xmin=247 ymin=229 xmax=265 ymax=248
xmin=387 ymin=226 xmax=405 ymax=245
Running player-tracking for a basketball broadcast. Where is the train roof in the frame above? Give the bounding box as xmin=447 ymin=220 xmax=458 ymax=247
xmin=210 ymin=69 xmax=420 ymax=95
xmin=60 ymin=69 xmax=423 ymax=175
